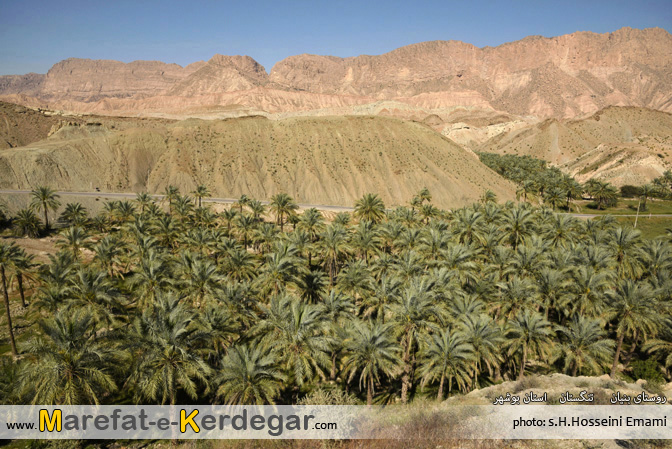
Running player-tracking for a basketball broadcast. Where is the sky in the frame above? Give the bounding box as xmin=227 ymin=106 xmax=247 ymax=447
xmin=0 ymin=0 xmax=670 ymax=75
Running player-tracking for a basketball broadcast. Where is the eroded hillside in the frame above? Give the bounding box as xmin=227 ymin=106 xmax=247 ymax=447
xmin=0 ymin=114 xmax=516 ymax=208
xmin=473 ymin=107 xmax=672 ymax=186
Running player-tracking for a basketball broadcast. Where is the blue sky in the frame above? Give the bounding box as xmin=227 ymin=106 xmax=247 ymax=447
xmin=0 ymin=0 xmax=670 ymax=75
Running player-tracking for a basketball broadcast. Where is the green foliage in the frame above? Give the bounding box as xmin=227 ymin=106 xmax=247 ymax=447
xmin=0 ymin=188 xmax=670 ymax=409
xmin=631 ymin=359 xmax=664 ymax=383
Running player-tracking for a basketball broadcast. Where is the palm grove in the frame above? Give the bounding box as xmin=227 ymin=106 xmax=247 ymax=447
xmin=0 ymin=184 xmax=671 ymax=407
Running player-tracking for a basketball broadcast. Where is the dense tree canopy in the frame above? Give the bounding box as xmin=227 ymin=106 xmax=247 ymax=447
xmin=1 ymin=187 xmax=671 ymax=406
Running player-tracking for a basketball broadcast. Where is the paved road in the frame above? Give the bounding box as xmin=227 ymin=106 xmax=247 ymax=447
xmin=4 ymin=189 xmax=672 ymax=217
xmin=0 ymin=189 xmax=355 ymax=212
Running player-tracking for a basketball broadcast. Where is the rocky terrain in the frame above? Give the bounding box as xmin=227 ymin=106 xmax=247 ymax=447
xmin=1 ymin=27 xmax=670 ymax=119
xmin=473 ymin=106 xmax=672 ymax=186
xmin=0 ymin=109 xmax=515 ymax=208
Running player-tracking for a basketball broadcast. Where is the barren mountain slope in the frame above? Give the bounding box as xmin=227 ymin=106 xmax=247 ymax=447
xmin=1 ymin=27 xmax=670 ymax=118
xmin=0 ymin=101 xmax=85 ymax=149
xmin=0 ymin=115 xmax=515 ymax=208
xmin=476 ymin=107 xmax=672 ymax=185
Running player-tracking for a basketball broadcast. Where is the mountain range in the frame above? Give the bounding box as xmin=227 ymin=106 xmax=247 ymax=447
xmin=1 ymin=27 xmax=671 ymax=119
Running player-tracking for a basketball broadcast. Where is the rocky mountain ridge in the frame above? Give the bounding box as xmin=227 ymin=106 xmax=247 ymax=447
xmin=1 ymin=27 xmax=670 ymax=119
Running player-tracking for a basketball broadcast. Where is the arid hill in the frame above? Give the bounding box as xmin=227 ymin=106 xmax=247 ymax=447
xmin=0 ymin=114 xmax=515 ymax=208
xmin=0 ymin=101 xmax=84 ymax=150
xmin=473 ymin=106 xmax=672 ymax=186
xmin=1 ymin=27 xmax=670 ymax=119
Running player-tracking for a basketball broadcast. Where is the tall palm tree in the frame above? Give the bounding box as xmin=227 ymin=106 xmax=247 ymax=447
xmin=127 ymin=251 xmax=174 ymax=310
xmin=18 ymin=310 xmax=120 ymax=404
xmin=501 ymin=206 xmax=534 ymax=250
xmin=247 ymin=200 xmax=265 ymax=222
xmin=253 ymin=295 xmax=329 ymax=387
xmin=417 ymin=329 xmax=474 ymax=400
xmin=607 ymin=227 xmax=643 ymax=279
xmin=389 ymin=281 xmax=443 ymax=403
xmin=555 ymin=316 xmax=614 ymax=376
xmin=606 ymin=280 xmax=662 ymax=377
xmin=163 ymin=185 xmax=180 ymax=215
xmin=192 ymin=184 xmax=210 ymax=208
xmin=585 ymin=180 xmax=618 ymax=210
xmin=56 ymin=226 xmax=91 ymax=261
xmin=68 ymin=268 xmax=123 ymax=331
xmin=506 ymin=310 xmax=554 ymax=380
xmin=354 ymin=193 xmax=386 ymax=224
xmin=0 ymin=242 xmax=20 ymax=356
xmin=236 ymin=194 xmax=251 ymax=214
xmin=58 ymin=202 xmax=88 ymax=227
xmin=269 ymin=193 xmax=298 ymax=232
xmin=562 ymin=177 xmax=583 ymax=211
xmin=319 ymin=225 xmax=352 ymax=284
xmin=639 ymin=184 xmax=656 ymax=211
xmin=342 ymin=320 xmax=401 ymax=405
xmin=216 ymin=344 xmax=285 ymax=405
xmin=12 ymin=249 xmax=36 ymax=308
xmin=298 ymin=208 xmax=326 ymax=242
xmin=30 ymin=186 xmax=61 ymax=232
xmin=126 ymin=293 xmax=212 ymax=405
xmin=135 ymin=192 xmax=155 ymax=215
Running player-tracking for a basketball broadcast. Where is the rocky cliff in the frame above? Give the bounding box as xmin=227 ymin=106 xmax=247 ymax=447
xmin=1 ymin=27 xmax=670 ymax=118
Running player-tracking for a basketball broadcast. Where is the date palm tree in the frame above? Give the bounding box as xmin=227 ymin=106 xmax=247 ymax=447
xmin=319 ymin=224 xmax=352 ymax=284
xmin=506 ymin=310 xmax=554 ymax=380
xmin=58 ymin=202 xmax=88 ymax=227
xmin=555 ymin=316 xmax=614 ymax=376
xmin=12 ymin=208 xmax=41 ymax=238
xmin=192 ymin=184 xmax=210 ymax=208
xmin=417 ymin=329 xmax=474 ymax=400
xmin=342 ymin=320 xmax=401 ymax=405
xmin=269 ymin=193 xmax=298 ymax=232
xmin=354 ymin=193 xmax=386 ymax=224
xmin=56 ymin=226 xmax=91 ymax=261
xmin=0 ymin=242 xmax=20 ymax=356
xmin=253 ymin=295 xmax=330 ymax=387
xmin=12 ymin=249 xmax=36 ymax=308
xmin=606 ymin=280 xmax=662 ymax=377
xmin=390 ymin=281 xmax=443 ymax=403
xmin=127 ymin=251 xmax=174 ymax=310
xmin=216 ymin=344 xmax=285 ymax=405
xmin=135 ymin=192 xmax=154 ymax=215
xmin=163 ymin=185 xmax=180 ymax=215
xmin=126 ymin=293 xmax=212 ymax=405
xmin=30 ymin=186 xmax=60 ymax=232
xmin=18 ymin=310 xmax=120 ymax=404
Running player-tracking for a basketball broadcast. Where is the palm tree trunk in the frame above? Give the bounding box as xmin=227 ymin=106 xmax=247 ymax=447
xmin=518 ymin=343 xmax=527 ymax=380
xmin=625 ymin=329 xmax=639 ymax=364
xmin=401 ymin=332 xmax=411 ymax=404
xmin=1 ymin=266 xmax=18 ymax=357
xmin=367 ymin=377 xmax=373 ymax=406
xmin=437 ymin=372 xmax=445 ymax=401
xmin=572 ymin=363 xmax=578 ymax=377
xmin=42 ymin=202 xmax=49 ymax=231
xmin=330 ymin=352 xmax=337 ymax=380
xmin=611 ymin=331 xmax=625 ymax=378
xmin=17 ymin=273 xmax=26 ymax=308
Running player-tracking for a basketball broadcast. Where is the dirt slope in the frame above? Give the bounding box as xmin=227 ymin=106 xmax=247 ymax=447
xmin=0 ymin=115 xmax=515 ymax=208
xmin=0 ymin=101 xmax=86 ymax=150
xmin=476 ymin=107 xmax=672 ymax=185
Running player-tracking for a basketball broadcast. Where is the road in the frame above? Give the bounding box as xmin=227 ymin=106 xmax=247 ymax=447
xmin=0 ymin=189 xmax=355 ymax=212
xmin=3 ymin=189 xmax=672 ymax=217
